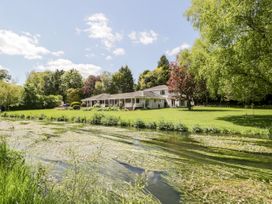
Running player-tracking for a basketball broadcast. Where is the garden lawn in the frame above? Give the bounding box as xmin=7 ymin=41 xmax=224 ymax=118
xmin=3 ymin=107 xmax=272 ymax=135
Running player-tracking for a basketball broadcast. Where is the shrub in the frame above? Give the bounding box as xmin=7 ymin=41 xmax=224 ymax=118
xmin=72 ymin=117 xmax=82 ymax=123
xmin=101 ymin=116 xmax=119 ymax=126
xmin=268 ymin=128 xmax=272 ymax=139
xmin=119 ymin=120 xmax=131 ymax=127
xmin=38 ymin=114 xmax=46 ymax=120
xmin=221 ymin=129 xmax=231 ymax=135
xmin=57 ymin=116 xmax=68 ymax=122
xmin=71 ymin=101 xmax=81 ymax=107
xmin=157 ymin=121 xmax=175 ymax=131
xmin=90 ymin=113 xmax=105 ymax=125
xmin=146 ymin=122 xmax=157 ymax=129
xmin=133 ymin=119 xmax=146 ymax=129
xmin=175 ymin=123 xmax=188 ymax=133
xmin=1 ymin=112 xmax=8 ymax=117
xmin=192 ymin=125 xmax=203 ymax=133
xmin=73 ymin=105 xmax=81 ymax=110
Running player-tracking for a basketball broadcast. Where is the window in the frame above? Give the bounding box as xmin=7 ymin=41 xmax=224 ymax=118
xmin=160 ymin=90 xmax=165 ymax=95
xmin=136 ymin=98 xmax=140 ymax=103
xmin=125 ymin=99 xmax=131 ymax=103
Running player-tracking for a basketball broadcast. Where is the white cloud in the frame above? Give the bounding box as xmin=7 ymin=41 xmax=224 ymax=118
xmin=0 ymin=65 xmax=9 ymax=71
xmin=38 ymin=59 xmax=102 ymax=77
xmin=52 ymin=50 xmax=64 ymax=57
xmin=128 ymin=30 xmax=158 ymax=45
xmin=0 ymin=29 xmax=64 ymax=60
xmin=84 ymin=13 xmax=122 ymax=49
xmin=105 ymin=55 xmax=112 ymax=60
xmin=113 ymin=48 xmax=125 ymax=56
xmin=166 ymin=43 xmax=190 ymax=56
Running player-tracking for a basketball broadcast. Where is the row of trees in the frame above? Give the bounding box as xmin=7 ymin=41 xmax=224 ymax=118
xmin=1 ymin=0 xmax=272 ymax=111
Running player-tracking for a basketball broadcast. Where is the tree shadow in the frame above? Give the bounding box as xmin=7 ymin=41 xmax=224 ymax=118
xmin=178 ymin=108 xmax=240 ymax=112
xmin=217 ymin=115 xmax=272 ymax=129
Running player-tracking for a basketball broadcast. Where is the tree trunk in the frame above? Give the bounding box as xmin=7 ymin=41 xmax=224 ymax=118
xmin=187 ymin=97 xmax=192 ymax=111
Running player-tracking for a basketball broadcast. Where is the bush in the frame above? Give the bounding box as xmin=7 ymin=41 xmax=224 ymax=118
xmin=119 ymin=120 xmax=131 ymax=127
xmin=56 ymin=116 xmax=68 ymax=122
xmin=175 ymin=123 xmax=188 ymax=133
xmin=38 ymin=114 xmax=46 ymax=120
xmin=90 ymin=113 xmax=105 ymax=125
xmin=268 ymin=128 xmax=272 ymax=139
xmin=146 ymin=122 xmax=157 ymax=129
xmin=133 ymin=119 xmax=146 ymax=129
xmin=71 ymin=101 xmax=81 ymax=107
xmin=101 ymin=116 xmax=119 ymax=126
xmin=157 ymin=121 xmax=175 ymax=131
xmin=73 ymin=105 xmax=81 ymax=110
xmin=192 ymin=125 xmax=204 ymax=133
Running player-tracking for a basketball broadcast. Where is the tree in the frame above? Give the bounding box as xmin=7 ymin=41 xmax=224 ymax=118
xmin=44 ymin=70 xmax=65 ymax=96
xmin=25 ymin=71 xmax=50 ymax=95
xmin=66 ymin=88 xmax=82 ymax=104
xmin=82 ymin=75 xmax=100 ymax=97
xmin=0 ymin=69 xmax=11 ymax=81
xmin=112 ymin=66 xmax=134 ymax=93
xmin=157 ymin=55 xmax=170 ymax=85
xmin=0 ymin=81 xmax=22 ymax=110
xmin=61 ymin=69 xmax=83 ymax=101
xmin=137 ymin=70 xmax=156 ymax=90
xmin=137 ymin=55 xmax=170 ymax=90
xmin=168 ymin=63 xmax=195 ymax=110
xmin=178 ymin=48 xmax=210 ymax=105
xmin=22 ymin=83 xmax=43 ymax=109
xmin=186 ymin=0 xmax=272 ymax=103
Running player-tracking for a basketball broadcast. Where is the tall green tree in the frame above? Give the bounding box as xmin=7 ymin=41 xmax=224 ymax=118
xmin=61 ymin=69 xmax=83 ymax=101
xmin=44 ymin=70 xmax=65 ymax=96
xmin=66 ymin=88 xmax=82 ymax=104
xmin=25 ymin=71 xmax=50 ymax=95
xmin=186 ymin=0 xmax=272 ymax=103
xmin=137 ymin=70 xmax=156 ymax=90
xmin=157 ymin=55 xmax=170 ymax=85
xmin=137 ymin=55 xmax=170 ymax=90
xmin=0 ymin=81 xmax=22 ymax=110
xmin=112 ymin=66 xmax=134 ymax=93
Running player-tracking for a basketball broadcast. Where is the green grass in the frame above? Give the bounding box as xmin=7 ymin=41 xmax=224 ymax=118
xmin=2 ymin=106 xmax=272 ymax=135
xmin=0 ymin=140 xmax=56 ymax=203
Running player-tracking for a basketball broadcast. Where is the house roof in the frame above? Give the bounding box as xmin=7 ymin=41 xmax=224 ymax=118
xmin=143 ymin=85 xmax=168 ymax=91
xmin=82 ymin=90 xmax=165 ymax=101
xmin=82 ymin=93 xmax=111 ymax=101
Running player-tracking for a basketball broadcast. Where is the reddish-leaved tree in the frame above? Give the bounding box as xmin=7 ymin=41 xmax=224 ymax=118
xmin=167 ymin=62 xmax=195 ymax=110
xmin=82 ymin=75 xmax=100 ymax=97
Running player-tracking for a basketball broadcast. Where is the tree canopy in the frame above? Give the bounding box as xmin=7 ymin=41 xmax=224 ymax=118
xmin=186 ymin=0 xmax=272 ymax=103
xmin=112 ymin=65 xmax=134 ymax=93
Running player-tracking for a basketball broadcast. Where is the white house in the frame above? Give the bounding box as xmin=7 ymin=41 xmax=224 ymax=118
xmin=82 ymin=85 xmax=187 ymax=110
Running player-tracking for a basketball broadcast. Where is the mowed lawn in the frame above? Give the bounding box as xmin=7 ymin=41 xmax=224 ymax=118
xmin=4 ymin=107 xmax=272 ymax=135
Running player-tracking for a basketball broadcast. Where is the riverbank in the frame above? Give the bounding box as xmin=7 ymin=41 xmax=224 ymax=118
xmin=1 ymin=120 xmax=272 ymax=203
xmin=1 ymin=107 xmax=272 ymax=136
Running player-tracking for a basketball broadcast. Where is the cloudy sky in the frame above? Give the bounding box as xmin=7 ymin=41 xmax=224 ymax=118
xmin=0 ymin=0 xmax=199 ymax=84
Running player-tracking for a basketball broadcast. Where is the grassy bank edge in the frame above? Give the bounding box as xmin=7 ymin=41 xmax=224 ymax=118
xmin=1 ymin=111 xmax=271 ymax=137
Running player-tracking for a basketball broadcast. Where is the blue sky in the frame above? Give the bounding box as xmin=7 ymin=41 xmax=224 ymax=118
xmin=0 ymin=0 xmax=199 ymax=84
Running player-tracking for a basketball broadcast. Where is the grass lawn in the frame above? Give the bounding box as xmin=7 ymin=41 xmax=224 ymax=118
xmin=3 ymin=106 xmax=272 ymax=135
